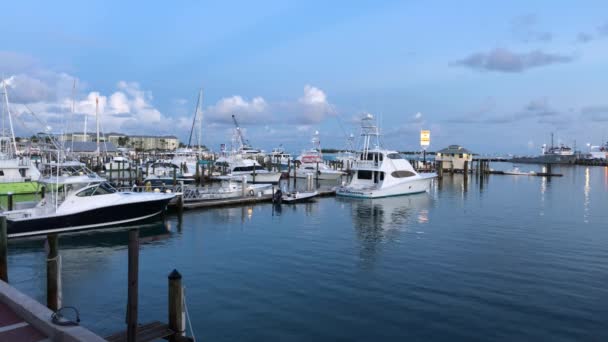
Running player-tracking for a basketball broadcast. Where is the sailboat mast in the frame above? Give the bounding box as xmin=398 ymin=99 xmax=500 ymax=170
xmin=187 ymin=90 xmax=202 ymax=149
xmin=2 ymin=81 xmax=18 ymax=155
xmin=95 ymin=97 xmax=100 ymax=155
xmin=198 ymin=89 xmax=203 ymax=156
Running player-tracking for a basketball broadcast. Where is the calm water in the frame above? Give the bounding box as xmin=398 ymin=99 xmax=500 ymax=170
xmin=7 ymin=163 xmax=608 ymax=341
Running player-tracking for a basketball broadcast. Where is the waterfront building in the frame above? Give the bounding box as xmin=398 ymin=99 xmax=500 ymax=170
xmin=59 ymin=132 xmax=179 ymax=151
xmin=435 ymin=145 xmax=473 ymax=171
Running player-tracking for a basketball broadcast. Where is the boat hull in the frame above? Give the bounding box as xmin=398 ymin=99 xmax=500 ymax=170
xmin=510 ymin=154 xmax=576 ymax=164
xmin=294 ymin=171 xmax=344 ymax=180
xmin=336 ymin=176 xmax=433 ymax=199
xmin=7 ymin=197 xmax=173 ymax=238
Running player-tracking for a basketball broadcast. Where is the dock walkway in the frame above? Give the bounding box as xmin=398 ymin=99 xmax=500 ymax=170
xmin=0 ymin=280 xmax=105 ymax=342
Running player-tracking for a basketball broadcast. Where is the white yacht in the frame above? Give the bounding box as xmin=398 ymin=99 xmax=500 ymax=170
xmin=105 ymin=155 xmax=131 ymax=170
xmin=267 ymin=146 xmax=291 ymax=167
xmin=213 ymin=156 xmax=281 ymax=183
xmin=337 ymin=114 xmax=436 ymax=198
xmin=295 ymin=131 xmax=345 ymax=180
xmin=4 ymin=163 xmax=175 ymax=238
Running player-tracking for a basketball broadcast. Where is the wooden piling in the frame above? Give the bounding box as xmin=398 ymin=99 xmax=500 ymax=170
xmin=0 ymin=216 xmax=7 ymax=282
xmin=46 ymin=234 xmax=61 ymax=311
xmin=109 ymin=162 xmax=113 ymax=182
xmin=168 ymin=269 xmax=184 ymax=342
xmin=7 ymin=193 xmax=13 ymax=211
xmin=127 ymin=229 xmax=139 ymax=342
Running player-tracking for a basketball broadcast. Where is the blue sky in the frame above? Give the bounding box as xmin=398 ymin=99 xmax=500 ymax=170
xmin=1 ymin=0 xmax=607 ymax=154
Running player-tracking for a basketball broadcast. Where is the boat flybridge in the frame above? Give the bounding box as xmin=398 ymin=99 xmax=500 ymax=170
xmin=336 ymin=114 xmax=436 ymax=198
xmin=4 ymin=162 xmax=175 ymax=238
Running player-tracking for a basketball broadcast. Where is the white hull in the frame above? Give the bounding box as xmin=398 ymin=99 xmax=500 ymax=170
xmin=213 ymin=172 xmax=282 ymax=183
xmin=337 ymin=175 xmax=434 ymax=198
xmin=294 ymin=170 xmax=344 ymax=180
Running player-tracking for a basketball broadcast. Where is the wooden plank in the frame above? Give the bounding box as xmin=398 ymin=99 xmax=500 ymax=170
xmin=105 ymin=321 xmax=173 ymax=342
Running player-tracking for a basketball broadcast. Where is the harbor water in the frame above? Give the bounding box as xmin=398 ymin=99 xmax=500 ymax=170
xmin=6 ymin=163 xmax=608 ymax=341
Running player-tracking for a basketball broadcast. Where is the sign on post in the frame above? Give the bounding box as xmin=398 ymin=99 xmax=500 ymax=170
xmin=420 ymin=130 xmax=430 ymax=148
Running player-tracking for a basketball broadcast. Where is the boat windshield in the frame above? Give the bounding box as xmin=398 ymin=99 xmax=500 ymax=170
xmin=76 ymin=182 xmax=117 ymax=197
xmin=387 ymin=153 xmax=404 ymax=160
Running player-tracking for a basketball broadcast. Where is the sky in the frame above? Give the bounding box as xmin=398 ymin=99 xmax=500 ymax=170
xmin=0 ymin=0 xmax=607 ymax=154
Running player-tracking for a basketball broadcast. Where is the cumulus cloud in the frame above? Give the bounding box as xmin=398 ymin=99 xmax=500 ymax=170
xmin=511 ymin=14 xmax=553 ymax=43
xmin=452 ymin=48 xmax=574 ymax=73
xmin=204 ymin=95 xmax=269 ymax=125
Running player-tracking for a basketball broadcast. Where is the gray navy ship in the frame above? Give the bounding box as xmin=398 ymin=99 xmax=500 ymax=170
xmin=511 ymin=134 xmax=578 ymax=164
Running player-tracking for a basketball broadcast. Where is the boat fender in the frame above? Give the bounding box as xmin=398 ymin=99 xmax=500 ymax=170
xmin=249 ymin=189 xmax=255 ymax=196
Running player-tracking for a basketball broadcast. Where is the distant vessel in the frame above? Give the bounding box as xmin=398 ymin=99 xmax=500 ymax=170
xmin=213 ymin=156 xmax=281 ymax=183
xmin=589 ymin=142 xmax=608 ymax=159
xmin=511 ymin=133 xmax=577 ymax=164
xmin=337 ymin=114 xmax=436 ymax=198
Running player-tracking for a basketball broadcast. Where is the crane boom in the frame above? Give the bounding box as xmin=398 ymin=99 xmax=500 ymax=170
xmin=231 ymin=114 xmax=247 ymax=147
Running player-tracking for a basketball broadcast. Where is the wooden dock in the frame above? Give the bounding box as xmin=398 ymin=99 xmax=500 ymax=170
xmin=180 ymin=188 xmax=336 ymax=210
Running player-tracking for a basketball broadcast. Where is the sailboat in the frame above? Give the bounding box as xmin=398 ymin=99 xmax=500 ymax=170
xmin=0 ymin=79 xmax=41 ymax=195
xmin=170 ymin=89 xmax=205 ymax=177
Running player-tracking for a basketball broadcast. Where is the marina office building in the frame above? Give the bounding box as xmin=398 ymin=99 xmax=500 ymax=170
xmin=59 ymin=132 xmax=179 ymax=151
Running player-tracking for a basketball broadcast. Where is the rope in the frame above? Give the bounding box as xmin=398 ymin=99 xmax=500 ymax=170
xmin=183 ymin=286 xmax=197 ymax=342
xmin=51 ymin=306 xmax=80 ymax=326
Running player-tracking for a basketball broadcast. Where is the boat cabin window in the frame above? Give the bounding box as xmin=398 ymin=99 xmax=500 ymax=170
xmin=0 ymin=170 xmax=3 ymax=176
xmin=304 ymin=167 xmax=315 ymax=170
xmin=387 ymin=153 xmax=403 ymax=160
xmin=233 ymin=165 xmax=265 ymax=172
xmin=76 ymin=187 xmax=96 ymax=197
xmin=391 ymin=170 xmax=416 ymax=178
xmin=357 ymin=170 xmax=373 ymax=180
xmin=459 ymin=154 xmax=463 ymax=158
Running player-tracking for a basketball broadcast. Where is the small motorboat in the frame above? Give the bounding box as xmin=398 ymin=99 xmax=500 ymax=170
xmin=503 ymin=167 xmax=535 ymax=176
xmin=281 ymin=191 xmax=318 ymax=204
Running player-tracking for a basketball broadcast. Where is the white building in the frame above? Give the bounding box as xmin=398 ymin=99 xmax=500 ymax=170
xmin=435 ymin=145 xmax=473 ymax=171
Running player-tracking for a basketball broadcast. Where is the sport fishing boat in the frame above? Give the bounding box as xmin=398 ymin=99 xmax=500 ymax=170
xmin=213 ymin=156 xmax=281 ymax=183
xmin=295 ymin=131 xmax=345 ymax=180
xmin=4 ymin=163 xmax=175 ymax=238
xmin=267 ymin=146 xmax=291 ymax=167
xmin=336 ymin=114 xmax=436 ymax=198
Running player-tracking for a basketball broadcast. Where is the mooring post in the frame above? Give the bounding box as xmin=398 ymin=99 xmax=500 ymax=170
xmin=173 ymin=168 xmax=177 ymax=187
xmin=464 ymin=160 xmax=469 ymax=175
xmin=46 ymin=234 xmax=61 ymax=311
xmin=195 ymin=163 xmax=201 ymax=187
xmin=252 ymin=164 xmax=256 ymax=184
xmin=109 ymin=162 xmax=113 ymax=182
xmin=287 ymin=159 xmax=291 ymax=179
xmin=127 ymin=229 xmax=139 ymax=342
xmin=168 ymin=269 xmax=184 ymax=342
xmin=0 ymin=216 xmax=8 ymax=283
xmin=7 ymin=193 xmax=13 ymax=211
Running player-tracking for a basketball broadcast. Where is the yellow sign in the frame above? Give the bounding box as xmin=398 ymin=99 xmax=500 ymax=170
xmin=420 ymin=130 xmax=430 ymax=147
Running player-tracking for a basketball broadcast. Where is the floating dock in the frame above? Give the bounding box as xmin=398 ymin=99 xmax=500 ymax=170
xmin=180 ymin=189 xmax=336 ymax=210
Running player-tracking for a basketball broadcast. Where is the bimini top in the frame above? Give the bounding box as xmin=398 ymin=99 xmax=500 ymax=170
xmin=437 ymin=145 xmax=473 ymax=155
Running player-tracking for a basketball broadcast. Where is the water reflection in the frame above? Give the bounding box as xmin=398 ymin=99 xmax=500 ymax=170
xmin=583 ymin=167 xmax=590 ymax=223
xmin=9 ymin=222 xmax=171 ymax=252
xmin=340 ymin=194 xmax=432 ymax=269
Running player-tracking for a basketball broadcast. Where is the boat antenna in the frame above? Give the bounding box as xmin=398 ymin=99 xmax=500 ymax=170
xmin=95 ymin=97 xmax=100 ymax=156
